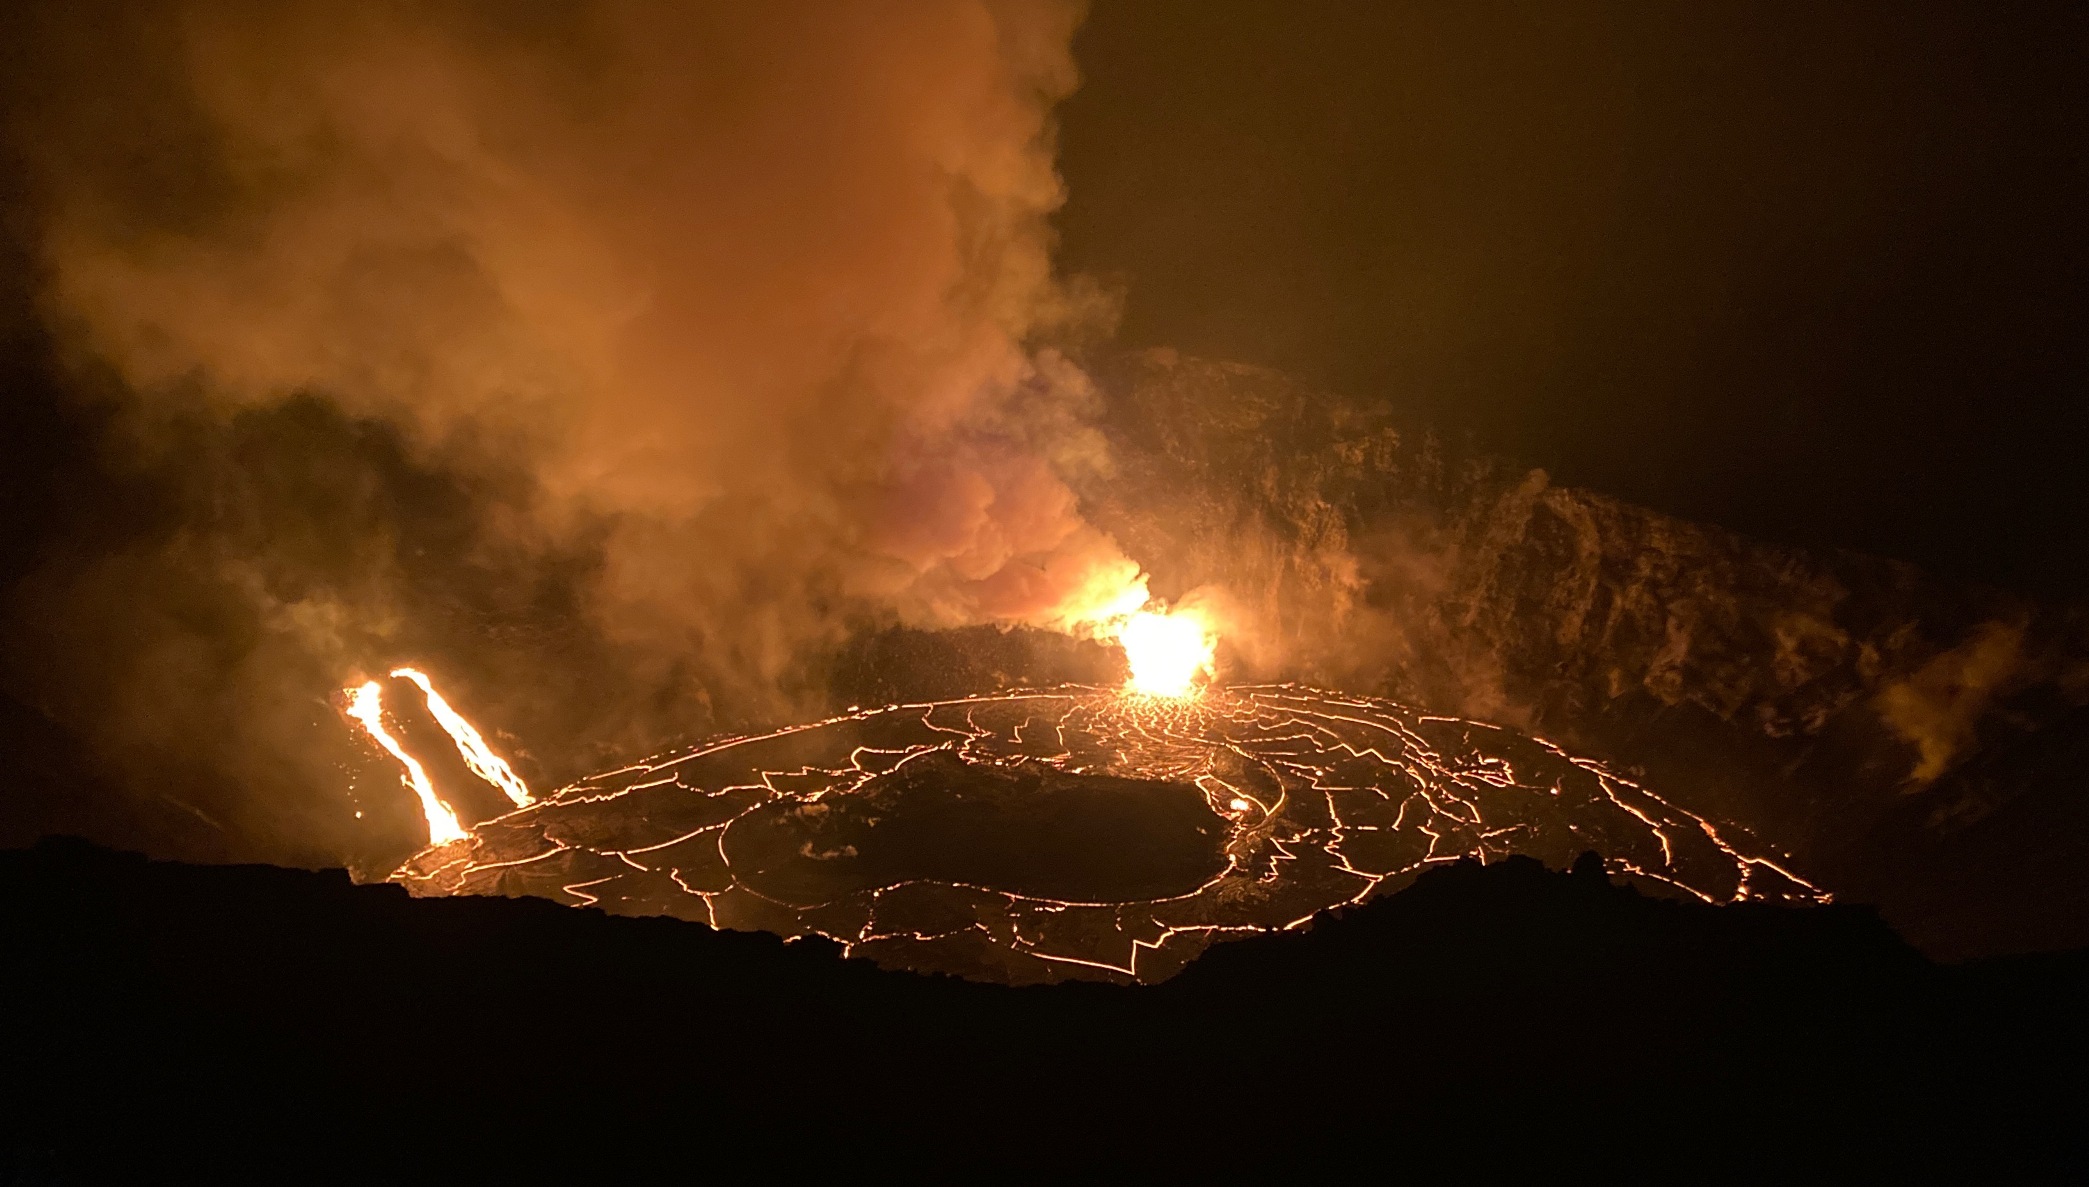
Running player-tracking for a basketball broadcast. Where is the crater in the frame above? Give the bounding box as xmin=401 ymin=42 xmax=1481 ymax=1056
xmin=720 ymin=750 xmax=1229 ymax=905
xmin=391 ymin=685 xmax=1824 ymax=984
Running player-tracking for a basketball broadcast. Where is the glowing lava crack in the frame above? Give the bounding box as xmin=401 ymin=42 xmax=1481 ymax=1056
xmin=388 ymin=685 xmax=1827 ymax=985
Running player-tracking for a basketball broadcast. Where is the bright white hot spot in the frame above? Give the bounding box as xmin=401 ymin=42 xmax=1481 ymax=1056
xmin=1119 ymin=609 xmax=1216 ymax=697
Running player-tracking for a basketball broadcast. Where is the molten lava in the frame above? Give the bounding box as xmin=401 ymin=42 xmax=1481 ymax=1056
xmin=390 ymin=667 xmax=533 ymax=808
xmin=342 ymin=670 xmax=532 ymax=846
xmin=1058 ymin=570 xmax=1217 ymax=698
xmin=1118 ymin=609 xmax=1216 ymax=697
xmin=337 ymin=601 xmax=1828 ymax=987
xmin=343 ymin=681 xmax=468 ymax=846
xmin=384 ymin=684 xmax=1829 ymax=985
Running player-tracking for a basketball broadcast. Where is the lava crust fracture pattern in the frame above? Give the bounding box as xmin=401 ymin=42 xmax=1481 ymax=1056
xmin=392 ymin=685 xmax=1827 ymax=984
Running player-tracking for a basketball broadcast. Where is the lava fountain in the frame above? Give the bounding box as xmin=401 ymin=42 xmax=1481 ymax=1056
xmin=1117 ymin=608 xmax=1217 ymax=697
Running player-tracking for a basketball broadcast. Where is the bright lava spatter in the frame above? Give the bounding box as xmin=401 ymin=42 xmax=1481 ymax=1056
xmin=389 ymin=684 xmax=1828 ymax=985
xmin=1118 ymin=609 xmax=1216 ymax=696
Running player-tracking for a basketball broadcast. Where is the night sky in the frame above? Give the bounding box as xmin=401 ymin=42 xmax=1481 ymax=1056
xmin=1055 ymin=1 xmax=2089 ymax=596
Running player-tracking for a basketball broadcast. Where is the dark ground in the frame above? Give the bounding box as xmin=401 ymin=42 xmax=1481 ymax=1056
xmin=4 ymin=837 xmax=2084 ymax=1177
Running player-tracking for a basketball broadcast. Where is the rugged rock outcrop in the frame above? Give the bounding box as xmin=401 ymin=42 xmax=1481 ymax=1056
xmin=1081 ymin=350 xmax=2089 ymax=957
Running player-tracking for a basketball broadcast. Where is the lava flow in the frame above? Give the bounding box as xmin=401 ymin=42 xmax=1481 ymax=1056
xmin=370 ymin=676 xmax=1829 ymax=986
xmin=388 ymin=668 xmax=533 ymax=809
xmin=343 ymin=681 xmax=468 ymax=846
xmin=342 ymin=670 xmax=532 ymax=845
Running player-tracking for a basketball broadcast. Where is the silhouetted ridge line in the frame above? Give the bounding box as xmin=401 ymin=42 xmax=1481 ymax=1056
xmin=1 ymin=837 xmax=2083 ymax=1174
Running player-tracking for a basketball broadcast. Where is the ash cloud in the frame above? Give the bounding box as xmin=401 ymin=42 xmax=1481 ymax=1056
xmin=0 ymin=1 xmax=1130 ymax=862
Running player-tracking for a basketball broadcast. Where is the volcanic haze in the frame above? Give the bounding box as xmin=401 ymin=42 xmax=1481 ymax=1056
xmin=0 ymin=0 xmax=1145 ymax=862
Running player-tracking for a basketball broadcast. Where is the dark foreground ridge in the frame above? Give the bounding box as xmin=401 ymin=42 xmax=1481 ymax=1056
xmin=4 ymin=839 xmax=2085 ymax=1176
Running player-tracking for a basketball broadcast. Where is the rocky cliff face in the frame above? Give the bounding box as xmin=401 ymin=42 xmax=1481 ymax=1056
xmin=1081 ymin=350 xmax=2089 ymax=957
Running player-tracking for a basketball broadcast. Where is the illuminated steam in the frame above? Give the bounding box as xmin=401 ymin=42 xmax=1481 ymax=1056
xmin=0 ymin=0 xmax=1152 ymax=861
xmin=20 ymin=0 xmax=1125 ymax=628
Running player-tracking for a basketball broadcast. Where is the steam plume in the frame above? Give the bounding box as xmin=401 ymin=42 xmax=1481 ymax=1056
xmin=0 ymin=0 xmax=1129 ymax=862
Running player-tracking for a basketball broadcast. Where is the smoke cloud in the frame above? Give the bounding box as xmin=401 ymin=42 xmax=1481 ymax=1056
xmin=0 ymin=0 xmax=1133 ymax=862
xmin=1876 ymin=620 xmax=2028 ymax=786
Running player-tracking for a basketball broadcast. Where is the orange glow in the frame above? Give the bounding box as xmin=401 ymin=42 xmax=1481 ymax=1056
xmin=1119 ymin=608 xmax=1216 ymax=697
xmin=1056 ymin=568 xmax=1219 ymax=699
xmin=389 ymin=683 xmax=1832 ymax=983
xmin=1078 ymin=576 xmax=1155 ymax=627
xmin=390 ymin=668 xmax=532 ymax=808
xmin=343 ymin=681 xmax=468 ymax=846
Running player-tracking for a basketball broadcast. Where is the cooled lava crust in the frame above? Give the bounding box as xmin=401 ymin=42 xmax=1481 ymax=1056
xmin=393 ymin=684 xmax=1827 ymax=983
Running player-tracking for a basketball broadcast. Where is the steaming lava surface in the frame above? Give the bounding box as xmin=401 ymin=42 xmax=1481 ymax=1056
xmin=394 ymin=685 xmax=1827 ymax=983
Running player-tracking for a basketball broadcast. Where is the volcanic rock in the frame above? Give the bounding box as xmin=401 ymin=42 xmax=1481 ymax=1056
xmin=1074 ymin=350 xmax=2089 ymax=957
